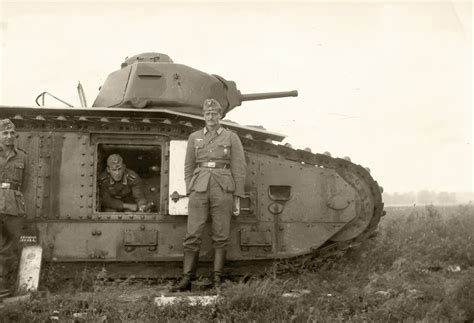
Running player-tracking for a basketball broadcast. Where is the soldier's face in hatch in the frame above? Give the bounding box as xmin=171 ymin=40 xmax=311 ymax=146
xmin=0 ymin=129 xmax=16 ymax=148
xmin=107 ymin=163 xmax=125 ymax=182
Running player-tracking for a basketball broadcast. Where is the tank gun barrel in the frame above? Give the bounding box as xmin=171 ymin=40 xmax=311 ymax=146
xmin=240 ymin=90 xmax=298 ymax=102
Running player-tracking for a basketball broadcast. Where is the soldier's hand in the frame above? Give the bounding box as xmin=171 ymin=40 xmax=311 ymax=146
xmin=232 ymin=196 xmax=240 ymax=216
xmin=123 ymin=203 xmax=138 ymax=212
xmin=138 ymin=202 xmax=155 ymax=213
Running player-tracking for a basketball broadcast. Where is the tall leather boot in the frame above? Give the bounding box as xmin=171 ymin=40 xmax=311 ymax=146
xmin=170 ymin=251 xmax=199 ymax=292
xmin=213 ymin=248 xmax=226 ymax=290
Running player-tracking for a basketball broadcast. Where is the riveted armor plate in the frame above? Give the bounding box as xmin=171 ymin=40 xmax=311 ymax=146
xmin=124 ymin=229 xmax=158 ymax=247
xmin=240 ymin=228 xmax=272 ymax=247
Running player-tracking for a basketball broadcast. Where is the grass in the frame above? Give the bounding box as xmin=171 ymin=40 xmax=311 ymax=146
xmin=1 ymin=204 xmax=473 ymax=322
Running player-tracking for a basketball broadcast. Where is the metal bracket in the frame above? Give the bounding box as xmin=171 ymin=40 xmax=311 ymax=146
xmin=124 ymin=229 xmax=158 ymax=247
xmin=240 ymin=228 xmax=272 ymax=247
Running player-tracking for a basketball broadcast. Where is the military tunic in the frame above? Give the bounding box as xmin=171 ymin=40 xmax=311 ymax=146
xmin=0 ymin=147 xmax=26 ymax=216
xmin=99 ymin=168 xmax=147 ymax=211
xmin=0 ymin=146 xmax=27 ymax=280
xmin=183 ymin=126 xmax=246 ymax=252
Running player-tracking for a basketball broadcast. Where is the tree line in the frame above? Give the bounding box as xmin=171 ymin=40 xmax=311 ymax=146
xmin=382 ymin=191 xmax=473 ymax=205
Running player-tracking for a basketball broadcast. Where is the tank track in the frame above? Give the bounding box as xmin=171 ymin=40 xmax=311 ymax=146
xmin=5 ymin=108 xmax=384 ymax=275
xmin=240 ymin=137 xmax=384 ymax=274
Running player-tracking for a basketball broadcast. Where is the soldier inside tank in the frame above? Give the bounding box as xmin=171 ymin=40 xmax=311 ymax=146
xmin=0 ymin=119 xmax=27 ymax=294
xmin=171 ymin=98 xmax=247 ymax=292
xmin=98 ymin=154 xmax=148 ymax=212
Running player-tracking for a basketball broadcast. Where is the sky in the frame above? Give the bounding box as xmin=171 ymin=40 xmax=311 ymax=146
xmin=0 ymin=0 xmax=472 ymax=193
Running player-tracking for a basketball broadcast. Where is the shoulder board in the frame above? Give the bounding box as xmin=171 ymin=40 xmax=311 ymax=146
xmin=126 ymin=171 xmax=138 ymax=182
xmin=190 ymin=129 xmax=203 ymax=138
xmin=98 ymin=173 xmax=109 ymax=182
xmin=225 ymin=128 xmax=238 ymax=135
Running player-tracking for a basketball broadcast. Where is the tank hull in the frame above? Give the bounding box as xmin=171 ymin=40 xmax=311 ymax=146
xmin=0 ymin=106 xmax=383 ymax=269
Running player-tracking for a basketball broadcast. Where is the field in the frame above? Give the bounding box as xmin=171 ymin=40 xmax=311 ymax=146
xmin=1 ymin=205 xmax=473 ymax=322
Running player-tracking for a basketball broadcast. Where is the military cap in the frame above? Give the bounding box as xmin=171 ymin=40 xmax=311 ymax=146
xmin=107 ymin=154 xmax=124 ymax=167
xmin=203 ymin=98 xmax=222 ymax=114
xmin=0 ymin=119 xmax=15 ymax=131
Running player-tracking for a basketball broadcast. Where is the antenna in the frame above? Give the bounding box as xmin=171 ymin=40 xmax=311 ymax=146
xmin=77 ymin=81 xmax=88 ymax=108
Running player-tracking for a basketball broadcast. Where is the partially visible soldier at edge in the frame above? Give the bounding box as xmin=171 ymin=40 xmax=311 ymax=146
xmin=98 ymin=154 xmax=148 ymax=212
xmin=0 ymin=119 xmax=27 ymax=294
xmin=171 ymin=98 xmax=246 ymax=292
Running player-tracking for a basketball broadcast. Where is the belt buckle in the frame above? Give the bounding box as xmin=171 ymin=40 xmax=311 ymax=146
xmin=0 ymin=183 xmax=10 ymax=189
xmin=207 ymin=162 xmax=216 ymax=168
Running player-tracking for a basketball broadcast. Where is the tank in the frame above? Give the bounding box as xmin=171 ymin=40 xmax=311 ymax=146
xmin=0 ymin=52 xmax=383 ymax=278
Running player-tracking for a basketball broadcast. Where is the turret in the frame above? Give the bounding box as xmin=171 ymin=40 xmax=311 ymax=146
xmin=92 ymin=52 xmax=298 ymax=117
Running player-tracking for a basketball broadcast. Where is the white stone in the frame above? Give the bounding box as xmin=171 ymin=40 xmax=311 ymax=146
xmin=16 ymin=245 xmax=42 ymax=294
xmin=155 ymin=294 xmax=219 ymax=306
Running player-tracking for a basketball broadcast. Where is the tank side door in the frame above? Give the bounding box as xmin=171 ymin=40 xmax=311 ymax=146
xmin=168 ymin=140 xmax=188 ymax=215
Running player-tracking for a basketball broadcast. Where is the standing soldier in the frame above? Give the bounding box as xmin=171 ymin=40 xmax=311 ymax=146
xmin=98 ymin=154 xmax=148 ymax=212
xmin=0 ymin=119 xmax=27 ymax=294
xmin=171 ymin=98 xmax=246 ymax=292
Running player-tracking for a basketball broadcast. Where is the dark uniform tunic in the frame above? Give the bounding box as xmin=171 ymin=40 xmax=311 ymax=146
xmin=98 ymin=168 xmax=147 ymax=211
xmin=0 ymin=146 xmax=27 ymax=279
xmin=183 ymin=126 xmax=246 ymax=252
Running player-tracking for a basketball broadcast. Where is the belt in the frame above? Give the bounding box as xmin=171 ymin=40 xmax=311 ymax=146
xmin=0 ymin=182 xmax=20 ymax=190
xmin=198 ymin=162 xmax=230 ymax=169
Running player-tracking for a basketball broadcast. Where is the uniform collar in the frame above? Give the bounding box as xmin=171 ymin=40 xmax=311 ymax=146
xmin=203 ymin=126 xmax=223 ymax=135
